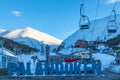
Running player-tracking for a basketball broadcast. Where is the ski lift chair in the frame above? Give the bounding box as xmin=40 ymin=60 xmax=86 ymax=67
xmin=79 ymin=3 xmax=90 ymax=30
xmin=79 ymin=16 xmax=90 ymax=30
xmin=108 ymin=29 xmax=116 ymax=33
xmin=107 ymin=9 xmax=117 ymax=33
xmin=107 ymin=21 xmax=117 ymax=33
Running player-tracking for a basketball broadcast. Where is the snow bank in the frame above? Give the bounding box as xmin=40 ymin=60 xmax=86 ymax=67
xmin=109 ymin=65 xmax=120 ymax=73
xmin=93 ymin=53 xmax=115 ymax=70
xmin=58 ymin=48 xmax=86 ymax=55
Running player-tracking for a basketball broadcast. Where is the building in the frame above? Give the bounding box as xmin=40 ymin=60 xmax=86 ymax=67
xmin=0 ymin=48 xmax=18 ymax=68
xmin=75 ymin=40 xmax=88 ymax=48
xmin=73 ymin=50 xmax=90 ymax=59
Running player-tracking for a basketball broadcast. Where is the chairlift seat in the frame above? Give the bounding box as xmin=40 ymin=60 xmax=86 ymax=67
xmin=108 ymin=29 xmax=116 ymax=33
xmin=80 ymin=25 xmax=89 ymax=29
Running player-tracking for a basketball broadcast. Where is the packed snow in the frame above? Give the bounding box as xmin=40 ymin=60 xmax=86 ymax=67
xmin=93 ymin=53 xmax=115 ymax=70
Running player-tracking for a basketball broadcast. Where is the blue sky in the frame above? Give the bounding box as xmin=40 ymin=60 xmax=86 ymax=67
xmin=0 ymin=0 xmax=120 ymax=40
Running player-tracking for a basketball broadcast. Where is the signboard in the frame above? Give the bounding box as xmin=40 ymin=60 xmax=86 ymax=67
xmin=8 ymin=61 xmax=101 ymax=76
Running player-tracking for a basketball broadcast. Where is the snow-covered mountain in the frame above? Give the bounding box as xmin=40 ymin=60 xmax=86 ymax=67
xmin=0 ymin=27 xmax=62 ymax=49
xmin=0 ymin=29 xmax=6 ymax=33
xmin=62 ymin=15 xmax=120 ymax=47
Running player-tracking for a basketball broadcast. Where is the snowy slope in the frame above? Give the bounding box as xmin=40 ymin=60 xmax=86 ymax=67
xmin=0 ymin=27 xmax=62 ymax=50
xmin=63 ymin=15 xmax=120 ymax=47
xmin=12 ymin=37 xmax=43 ymax=49
xmin=93 ymin=53 xmax=115 ymax=70
xmin=0 ymin=29 xmax=6 ymax=33
xmin=93 ymin=53 xmax=120 ymax=74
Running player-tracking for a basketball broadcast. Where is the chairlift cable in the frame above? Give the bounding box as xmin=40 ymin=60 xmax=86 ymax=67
xmin=113 ymin=0 xmax=118 ymax=10
xmin=91 ymin=0 xmax=100 ymax=41
xmin=100 ymin=0 xmax=118 ymax=40
xmin=89 ymin=0 xmax=100 ymax=62
xmin=81 ymin=0 xmax=85 ymax=40
xmin=82 ymin=30 xmax=85 ymax=40
xmin=79 ymin=0 xmax=90 ymax=30
xmin=80 ymin=0 xmax=85 ymax=40
xmin=79 ymin=0 xmax=90 ymax=40
xmin=80 ymin=0 xmax=85 ymax=17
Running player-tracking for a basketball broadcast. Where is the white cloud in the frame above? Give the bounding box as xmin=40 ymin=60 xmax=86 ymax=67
xmin=11 ymin=10 xmax=22 ymax=17
xmin=106 ymin=0 xmax=120 ymax=4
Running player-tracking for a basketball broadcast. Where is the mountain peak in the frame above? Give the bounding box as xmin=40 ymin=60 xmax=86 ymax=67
xmin=20 ymin=27 xmax=37 ymax=33
xmin=0 ymin=29 xmax=6 ymax=33
xmin=1 ymin=27 xmax=62 ymax=45
xmin=23 ymin=26 xmax=34 ymax=30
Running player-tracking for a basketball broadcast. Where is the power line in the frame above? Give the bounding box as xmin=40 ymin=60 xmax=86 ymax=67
xmin=113 ymin=0 xmax=119 ymax=10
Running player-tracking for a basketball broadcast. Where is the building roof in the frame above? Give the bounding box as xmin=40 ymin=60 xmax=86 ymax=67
xmin=0 ymin=48 xmax=17 ymax=58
